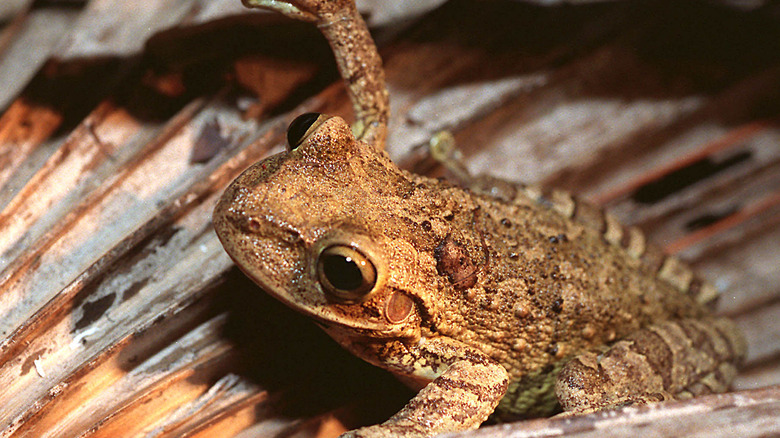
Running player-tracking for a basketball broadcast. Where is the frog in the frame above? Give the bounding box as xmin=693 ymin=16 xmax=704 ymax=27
xmin=213 ymin=1 xmax=747 ymax=436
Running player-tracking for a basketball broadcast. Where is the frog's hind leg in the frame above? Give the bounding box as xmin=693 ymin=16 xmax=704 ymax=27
xmin=242 ymin=0 xmax=389 ymax=149
xmin=554 ymin=317 xmax=747 ymax=414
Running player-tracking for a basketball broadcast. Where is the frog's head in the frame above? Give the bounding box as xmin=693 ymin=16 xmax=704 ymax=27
xmin=214 ymin=113 xmax=447 ymax=343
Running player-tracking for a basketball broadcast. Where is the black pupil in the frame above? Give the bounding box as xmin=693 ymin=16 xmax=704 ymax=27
xmin=287 ymin=112 xmax=321 ymax=150
xmin=321 ymin=253 xmax=364 ymax=292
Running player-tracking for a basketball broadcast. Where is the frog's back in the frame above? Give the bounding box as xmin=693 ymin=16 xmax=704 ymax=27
xmin=517 ymin=182 xmax=718 ymax=304
xmin=422 ymin=173 xmax=721 ymax=415
xmin=459 ymin=174 xmax=719 ymax=306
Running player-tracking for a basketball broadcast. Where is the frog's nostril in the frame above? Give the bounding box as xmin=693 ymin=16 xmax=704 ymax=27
xmin=247 ymin=217 xmax=262 ymax=233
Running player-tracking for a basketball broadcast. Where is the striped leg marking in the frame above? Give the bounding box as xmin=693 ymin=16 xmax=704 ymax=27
xmin=555 ymin=317 xmax=747 ymax=414
xmin=343 ymin=338 xmax=509 ymax=438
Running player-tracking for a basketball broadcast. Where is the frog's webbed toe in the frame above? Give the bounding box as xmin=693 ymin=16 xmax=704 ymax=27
xmin=554 ymin=317 xmax=746 ymax=414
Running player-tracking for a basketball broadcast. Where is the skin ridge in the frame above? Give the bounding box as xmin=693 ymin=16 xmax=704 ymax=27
xmin=516 ymin=183 xmax=719 ymax=307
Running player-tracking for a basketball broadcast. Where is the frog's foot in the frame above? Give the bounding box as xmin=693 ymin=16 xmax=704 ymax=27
xmin=242 ymin=0 xmax=389 ymax=149
xmin=338 ymin=337 xmax=509 ymax=438
xmin=428 ymin=130 xmax=520 ymax=202
xmin=428 ymin=130 xmax=470 ymax=181
xmin=555 ymin=317 xmax=747 ymax=414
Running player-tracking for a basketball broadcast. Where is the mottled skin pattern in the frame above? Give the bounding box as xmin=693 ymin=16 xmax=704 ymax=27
xmin=215 ymin=1 xmax=747 ymax=437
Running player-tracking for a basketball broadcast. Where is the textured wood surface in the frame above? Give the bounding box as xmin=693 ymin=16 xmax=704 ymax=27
xmin=0 ymin=1 xmax=778 ymax=437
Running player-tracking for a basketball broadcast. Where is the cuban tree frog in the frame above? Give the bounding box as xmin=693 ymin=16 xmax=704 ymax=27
xmin=214 ymin=0 xmax=746 ymax=436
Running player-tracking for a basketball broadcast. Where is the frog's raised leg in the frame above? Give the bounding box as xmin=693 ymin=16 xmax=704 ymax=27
xmin=340 ymin=336 xmax=509 ymax=438
xmin=429 ymin=130 xmax=523 ymax=202
xmin=555 ymin=317 xmax=747 ymax=414
xmin=242 ymin=0 xmax=389 ymax=149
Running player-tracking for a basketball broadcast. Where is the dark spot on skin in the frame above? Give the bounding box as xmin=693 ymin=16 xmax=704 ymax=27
xmin=552 ymin=298 xmax=564 ymax=313
xmin=500 ymin=218 xmax=512 ymax=227
xmin=549 ymin=233 xmax=568 ymax=244
xmin=247 ymin=218 xmax=261 ymax=233
xmin=435 ymin=235 xmax=479 ymax=290
xmin=444 ymin=213 xmax=455 ymax=221
xmin=75 ymin=293 xmax=116 ymax=331
xmin=421 ymin=220 xmax=432 ymax=232
xmin=547 ymin=344 xmax=559 ymax=356
xmin=688 ymin=277 xmax=703 ymax=296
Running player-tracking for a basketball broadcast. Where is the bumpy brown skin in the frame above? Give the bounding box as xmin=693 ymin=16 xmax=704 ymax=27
xmin=214 ymin=116 xmax=746 ymax=436
xmin=217 ymin=1 xmax=747 ymax=437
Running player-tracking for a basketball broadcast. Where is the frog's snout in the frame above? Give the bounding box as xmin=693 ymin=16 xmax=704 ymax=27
xmin=213 ymin=176 xmax=258 ymax=246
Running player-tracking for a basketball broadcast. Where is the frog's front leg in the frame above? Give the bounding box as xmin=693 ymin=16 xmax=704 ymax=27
xmin=242 ymin=0 xmax=389 ymax=149
xmin=345 ymin=336 xmax=509 ymax=438
xmin=555 ymin=317 xmax=747 ymax=414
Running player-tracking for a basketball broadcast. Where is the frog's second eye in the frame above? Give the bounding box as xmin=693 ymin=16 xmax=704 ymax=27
xmin=317 ymin=245 xmax=377 ymax=302
xmin=287 ymin=112 xmax=326 ymax=150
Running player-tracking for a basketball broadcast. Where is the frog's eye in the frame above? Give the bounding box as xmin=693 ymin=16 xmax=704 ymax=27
xmin=317 ymin=244 xmax=377 ymax=302
xmin=287 ymin=112 xmax=326 ymax=151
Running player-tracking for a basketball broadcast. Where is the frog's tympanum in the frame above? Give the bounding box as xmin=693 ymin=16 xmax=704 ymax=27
xmin=214 ymin=1 xmax=746 ymax=436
